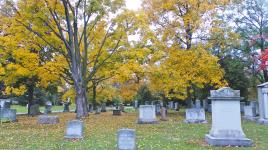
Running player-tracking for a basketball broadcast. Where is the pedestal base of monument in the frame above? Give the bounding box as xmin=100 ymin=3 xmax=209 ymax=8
xmin=137 ymin=119 xmax=158 ymax=124
xmin=256 ymin=118 xmax=268 ymax=125
xmin=184 ymin=119 xmax=207 ymax=124
xmin=242 ymin=116 xmax=258 ymax=122
xmin=205 ymin=134 xmax=253 ymax=147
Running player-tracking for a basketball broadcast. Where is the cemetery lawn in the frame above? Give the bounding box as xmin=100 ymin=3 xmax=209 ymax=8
xmin=1 ymin=110 xmax=268 ymax=150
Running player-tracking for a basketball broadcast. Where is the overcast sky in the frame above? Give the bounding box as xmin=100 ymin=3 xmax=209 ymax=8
xmin=125 ymin=0 xmax=142 ymax=10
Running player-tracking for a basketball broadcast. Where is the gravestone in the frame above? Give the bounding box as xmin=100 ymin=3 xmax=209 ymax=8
xmin=160 ymin=107 xmax=168 ymax=121
xmin=88 ymin=104 xmax=93 ymax=113
xmin=64 ymin=120 xmax=84 ymax=139
xmin=0 ymin=100 xmax=5 ymax=108
xmin=243 ymin=106 xmax=257 ymax=121
xmin=208 ymin=104 xmax=212 ymax=113
xmin=160 ymin=101 xmax=163 ymax=107
xmin=63 ymin=102 xmax=71 ymax=112
xmin=134 ymin=100 xmax=138 ymax=109
xmin=101 ymin=103 xmax=107 ymax=112
xmin=30 ymin=104 xmax=40 ymax=116
xmin=195 ymin=99 xmax=201 ymax=109
xmin=168 ymin=101 xmax=173 ymax=109
xmin=113 ymin=109 xmax=121 ymax=116
xmin=155 ymin=104 xmax=161 ymax=115
xmin=44 ymin=101 xmax=52 ymax=114
xmin=0 ymin=108 xmax=17 ymax=122
xmin=95 ymin=106 xmax=101 ymax=114
xmin=250 ymin=101 xmax=259 ymax=115
xmin=240 ymin=102 xmax=245 ymax=113
xmin=37 ymin=115 xmax=59 ymax=124
xmin=205 ymin=87 xmax=253 ymax=147
xmin=257 ymin=82 xmax=268 ymax=125
xmin=191 ymin=101 xmax=195 ymax=108
xmin=119 ymin=104 xmax=125 ymax=112
xmin=184 ymin=108 xmax=207 ymax=123
xmin=117 ymin=129 xmax=136 ymax=150
xmin=203 ymin=99 xmax=208 ymax=111
xmin=137 ymin=105 xmax=158 ymax=124
xmin=174 ymin=102 xmax=179 ymax=111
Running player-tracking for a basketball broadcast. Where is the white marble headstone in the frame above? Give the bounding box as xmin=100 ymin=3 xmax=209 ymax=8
xmin=184 ymin=108 xmax=207 ymax=123
xmin=257 ymin=82 xmax=268 ymax=125
xmin=65 ymin=120 xmax=84 ymax=139
xmin=205 ymin=87 xmax=252 ymax=147
xmin=117 ymin=129 xmax=135 ymax=150
xmin=138 ymin=105 xmax=158 ymax=124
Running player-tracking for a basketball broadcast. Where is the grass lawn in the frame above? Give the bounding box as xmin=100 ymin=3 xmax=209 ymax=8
xmin=1 ymin=109 xmax=268 ymax=150
xmin=11 ymin=105 xmax=76 ymax=113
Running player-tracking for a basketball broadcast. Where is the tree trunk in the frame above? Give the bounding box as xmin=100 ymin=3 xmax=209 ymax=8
xmin=75 ymin=85 xmax=88 ymax=118
xmin=92 ymin=83 xmax=97 ymax=110
xmin=27 ymin=84 xmax=34 ymax=116
xmin=263 ymin=70 xmax=268 ymax=82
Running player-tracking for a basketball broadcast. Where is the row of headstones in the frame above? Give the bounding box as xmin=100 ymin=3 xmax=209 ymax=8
xmin=62 ymin=87 xmax=254 ymax=148
xmin=138 ymin=87 xmax=253 ymax=147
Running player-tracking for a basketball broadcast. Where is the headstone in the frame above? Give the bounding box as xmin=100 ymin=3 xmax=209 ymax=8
xmin=95 ymin=106 xmax=101 ymax=114
xmin=155 ymin=103 xmax=161 ymax=115
xmin=30 ymin=104 xmax=40 ymax=116
xmin=134 ymin=100 xmax=138 ymax=109
xmin=137 ymin=105 xmax=158 ymax=124
xmin=174 ymin=102 xmax=179 ymax=111
xmin=113 ymin=109 xmax=121 ymax=116
xmin=168 ymin=101 xmax=173 ymax=109
xmin=0 ymin=108 xmax=17 ymax=122
xmin=64 ymin=120 xmax=84 ymax=139
xmin=257 ymin=82 xmax=268 ymax=125
xmin=195 ymin=99 xmax=202 ymax=109
xmin=101 ymin=103 xmax=107 ymax=112
xmin=205 ymin=87 xmax=253 ymax=147
xmin=243 ymin=106 xmax=257 ymax=121
xmin=250 ymin=101 xmax=259 ymax=115
xmin=240 ymin=102 xmax=245 ymax=113
xmin=63 ymin=102 xmax=70 ymax=112
xmin=88 ymin=104 xmax=93 ymax=113
xmin=37 ymin=115 xmax=59 ymax=124
xmin=191 ymin=101 xmax=195 ymax=108
xmin=203 ymin=99 xmax=209 ymax=111
xmin=0 ymin=100 xmax=5 ymax=108
xmin=119 ymin=104 xmax=125 ymax=112
xmin=3 ymin=101 xmax=11 ymax=109
xmin=160 ymin=101 xmax=163 ymax=107
xmin=208 ymin=104 xmax=212 ymax=113
xmin=44 ymin=101 xmax=52 ymax=114
xmin=160 ymin=107 xmax=168 ymax=121
xmin=117 ymin=129 xmax=136 ymax=150
xmin=145 ymin=101 xmax=150 ymax=105
xmin=184 ymin=108 xmax=207 ymax=123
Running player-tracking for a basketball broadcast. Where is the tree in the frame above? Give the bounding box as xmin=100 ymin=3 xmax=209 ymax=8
xmin=1 ymin=0 xmax=133 ymax=118
xmin=220 ymin=56 xmax=250 ymax=98
xmin=0 ymin=2 xmax=65 ymax=115
xmin=230 ymin=0 xmax=268 ymax=82
xmin=141 ymin=0 xmax=227 ymax=103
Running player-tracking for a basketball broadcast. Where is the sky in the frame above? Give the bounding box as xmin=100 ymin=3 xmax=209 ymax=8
xmin=125 ymin=0 xmax=142 ymax=10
